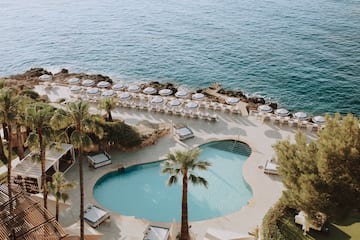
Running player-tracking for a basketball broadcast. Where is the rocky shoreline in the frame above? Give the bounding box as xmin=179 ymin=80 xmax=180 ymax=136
xmin=1 ymin=67 xmax=278 ymax=111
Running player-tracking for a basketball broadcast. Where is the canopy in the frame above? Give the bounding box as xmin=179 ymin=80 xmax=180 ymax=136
xmin=313 ymin=115 xmax=326 ymax=125
xmin=151 ymin=96 xmax=164 ymax=104
xmin=258 ymin=105 xmax=273 ymax=113
xmin=112 ymin=83 xmax=125 ymax=91
xmin=274 ymin=108 xmax=290 ymax=117
xmin=168 ymin=99 xmax=182 ymax=107
xmin=175 ymin=90 xmax=188 ymax=98
xmin=70 ymin=86 xmax=82 ymax=92
xmin=82 ymin=79 xmax=95 ymax=87
xmin=63 ymin=221 xmax=103 ymax=240
xmin=294 ymin=111 xmax=308 ymax=120
xmin=86 ymin=88 xmax=100 ymax=95
xmin=186 ymin=101 xmax=198 ymax=109
xmin=143 ymin=87 xmax=157 ymax=95
xmin=118 ymin=92 xmax=131 ymax=100
xmin=39 ymin=74 xmax=52 ymax=81
xmin=159 ymin=89 xmax=173 ymax=96
xmin=127 ymin=85 xmax=141 ymax=93
xmin=97 ymin=81 xmax=111 ymax=88
xmin=101 ymin=90 xmax=115 ymax=97
xmin=192 ymin=93 xmax=205 ymax=100
xmin=13 ymin=143 xmax=75 ymax=190
xmin=225 ymin=97 xmax=240 ymax=105
xmin=67 ymin=78 xmax=80 ymax=85
xmin=205 ymin=228 xmax=253 ymax=240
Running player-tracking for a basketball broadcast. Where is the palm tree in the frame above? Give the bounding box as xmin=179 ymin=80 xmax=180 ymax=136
xmin=51 ymin=101 xmax=103 ymax=240
xmin=25 ymin=102 xmax=56 ymax=209
xmin=161 ymin=148 xmax=211 ymax=240
xmin=99 ymin=97 xmax=116 ymax=122
xmin=48 ymin=172 xmax=77 ymax=221
xmin=0 ymin=88 xmax=20 ymax=214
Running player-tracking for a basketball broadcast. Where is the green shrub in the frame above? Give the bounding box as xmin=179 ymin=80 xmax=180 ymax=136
xmin=19 ymin=89 xmax=40 ymax=100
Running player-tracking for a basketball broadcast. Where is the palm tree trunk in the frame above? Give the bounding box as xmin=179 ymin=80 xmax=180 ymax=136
xmin=39 ymin=130 xmax=48 ymax=209
xmin=3 ymin=123 xmax=8 ymax=141
xmin=7 ymin=124 xmax=13 ymax=215
xmin=181 ymin=171 xmax=190 ymax=240
xmin=108 ymin=111 xmax=112 ymax=122
xmin=56 ymin=198 xmax=59 ymax=221
xmin=79 ymin=146 xmax=85 ymax=240
xmin=16 ymin=124 xmax=24 ymax=160
xmin=0 ymin=133 xmax=8 ymax=164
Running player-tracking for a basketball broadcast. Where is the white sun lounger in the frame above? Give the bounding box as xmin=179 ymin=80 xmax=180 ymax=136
xmin=84 ymin=205 xmax=110 ymax=228
xmin=264 ymin=159 xmax=278 ymax=175
xmin=143 ymin=225 xmax=170 ymax=240
xmin=87 ymin=151 xmax=112 ymax=169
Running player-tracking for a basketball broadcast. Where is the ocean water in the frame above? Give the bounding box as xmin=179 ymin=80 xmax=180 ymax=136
xmin=0 ymin=0 xmax=359 ymax=114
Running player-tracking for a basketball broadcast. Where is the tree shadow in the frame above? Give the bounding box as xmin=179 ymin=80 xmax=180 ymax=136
xmin=309 ymin=223 xmax=351 ymax=240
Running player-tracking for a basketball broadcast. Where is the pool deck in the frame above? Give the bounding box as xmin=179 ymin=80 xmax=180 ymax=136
xmin=34 ymin=84 xmax=318 ymax=239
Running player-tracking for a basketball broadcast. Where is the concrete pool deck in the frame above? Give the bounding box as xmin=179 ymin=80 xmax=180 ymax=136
xmin=34 ymin=84 xmax=318 ymax=239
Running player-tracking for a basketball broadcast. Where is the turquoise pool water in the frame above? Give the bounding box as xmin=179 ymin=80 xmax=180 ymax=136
xmin=93 ymin=140 xmax=252 ymax=222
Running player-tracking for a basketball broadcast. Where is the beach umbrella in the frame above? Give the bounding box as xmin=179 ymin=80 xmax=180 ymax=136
xmin=86 ymin=88 xmax=100 ymax=95
xmin=294 ymin=111 xmax=308 ymax=120
xmin=70 ymin=85 xmax=82 ymax=92
xmin=97 ymin=81 xmax=111 ymax=88
xmin=192 ymin=93 xmax=205 ymax=100
xmin=313 ymin=115 xmax=326 ymax=125
xmin=127 ymin=85 xmax=141 ymax=93
xmin=101 ymin=90 xmax=115 ymax=97
xmin=257 ymin=105 xmax=273 ymax=113
xmin=175 ymin=90 xmax=188 ymax=98
xmin=118 ymin=92 xmax=131 ymax=100
xmin=185 ymin=101 xmax=199 ymax=109
xmin=112 ymin=83 xmax=126 ymax=91
xmin=82 ymin=79 xmax=95 ymax=87
xmin=143 ymin=87 xmax=157 ymax=95
xmin=159 ymin=89 xmax=173 ymax=96
xmin=67 ymin=77 xmax=80 ymax=85
xmin=39 ymin=74 xmax=52 ymax=81
xmin=274 ymin=108 xmax=290 ymax=117
xmin=225 ymin=97 xmax=240 ymax=105
xmin=151 ymin=96 xmax=164 ymax=104
xmin=168 ymin=99 xmax=182 ymax=107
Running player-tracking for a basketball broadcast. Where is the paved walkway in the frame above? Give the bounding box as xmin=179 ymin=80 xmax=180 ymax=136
xmin=33 ymin=84 xmax=318 ymax=240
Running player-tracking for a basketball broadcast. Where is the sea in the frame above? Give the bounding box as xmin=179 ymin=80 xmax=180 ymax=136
xmin=0 ymin=0 xmax=359 ymax=115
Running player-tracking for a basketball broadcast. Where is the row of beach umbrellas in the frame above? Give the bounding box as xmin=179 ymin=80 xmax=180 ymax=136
xmin=257 ymin=104 xmax=326 ymax=124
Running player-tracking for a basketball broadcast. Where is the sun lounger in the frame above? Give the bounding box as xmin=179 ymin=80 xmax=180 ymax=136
xmin=84 ymin=205 xmax=110 ymax=228
xmin=264 ymin=159 xmax=278 ymax=175
xmin=87 ymin=151 xmax=112 ymax=169
xmin=173 ymin=124 xmax=194 ymax=140
xmin=143 ymin=225 xmax=170 ymax=240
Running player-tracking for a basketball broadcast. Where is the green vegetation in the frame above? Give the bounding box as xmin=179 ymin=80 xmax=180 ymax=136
xmin=161 ymin=148 xmax=211 ymax=240
xmin=98 ymin=97 xmax=116 ymax=122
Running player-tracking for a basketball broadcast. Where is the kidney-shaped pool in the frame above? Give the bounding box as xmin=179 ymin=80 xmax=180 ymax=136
xmin=93 ymin=140 xmax=253 ymax=222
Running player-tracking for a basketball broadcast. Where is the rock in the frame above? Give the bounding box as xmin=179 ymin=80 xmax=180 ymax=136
xmin=269 ymin=102 xmax=278 ymax=110
xmin=9 ymin=68 xmax=52 ymax=80
xmin=248 ymin=97 xmax=265 ymax=104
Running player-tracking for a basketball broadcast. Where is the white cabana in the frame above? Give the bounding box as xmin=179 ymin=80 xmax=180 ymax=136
xmin=82 ymin=79 xmax=95 ymax=87
xmin=70 ymin=86 xmax=82 ymax=92
xmin=86 ymin=88 xmax=100 ymax=95
xmin=151 ymin=96 xmax=164 ymax=104
xmin=118 ymin=92 xmax=131 ymax=100
xmin=168 ymin=99 xmax=182 ymax=107
xmin=112 ymin=83 xmax=126 ymax=91
xmin=159 ymin=89 xmax=173 ymax=96
xmin=97 ymin=81 xmax=111 ymax=88
xmin=101 ymin=90 xmax=115 ymax=97
xmin=313 ymin=115 xmax=326 ymax=125
xmin=258 ymin=104 xmax=273 ymax=113
xmin=294 ymin=111 xmax=308 ymax=120
xmin=192 ymin=93 xmax=205 ymax=100
xmin=274 ymin=108 xmax=290 ymax=117
xmin=67 ymin=78 xmax=80 ymax=85
xmin=204 ymin=228 xmax=253 ymax=240
xmin=12 ymin=143 xmax=75 ymax=191
xmin=143 ymin=87 xmax=157 ymax=95
xmin=225 ymin=97 xmax=240 ymax=105
xmin=39 ymin=74 xmax=52 ymax=81
xmin=175 ymin=90 xmax=188 ymax=98
xmin=127 ymin=85 xmax=141 ymax=93
xmin=63 ymin=221 xmax=103 ymax=240
xmin=185 ymin=101 xmax=198 ymax=109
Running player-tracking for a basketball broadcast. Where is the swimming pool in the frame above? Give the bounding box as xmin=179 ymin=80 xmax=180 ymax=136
xmin=93 ymin=140 xmax=252 ymax=222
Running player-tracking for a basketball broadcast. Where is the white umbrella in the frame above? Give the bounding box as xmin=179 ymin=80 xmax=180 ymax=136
xmin=192 ymin=93 xmax=205 ymax=100
xmin=225 ymin=97 xmax=240 ymax=105
xmin=175 ymin=90 xmax=188 ymax=98
xmin=294 ymin=111 xmax=308 ymax=120
xmin=39 ymin=74 xmax=52 ymax=81
xmin=86 ymin=88 xmax=100 ymax=95
xmin=258 ymin=105 xmax=273 ymax=113
xmin=118 ymin=92 xmax=131 ymax=100
xmin=151 ymin=96 xmax=164 ymax=104
xmin=70 ymin=85 xmax=82 ymax=92
xmin=102 ymin=90 xmax=115 ymax=97
xmin=97 ymin=81 xmax=111 ymax=88
xmin=67 ymin=77 xmax=80 ymax=85
xmin=82 ymin=79 xmax=95 ymax=87
xmin=313 ymin=115 xmax=326 ymax=125
xmin=168 ymin=99 xmax=182 ymax=107
xmin=274 ymin=108 xmax=290 ymax=117
xmin=159 ymin=89 xmax=173 ymax=96
xmin=112 ymin=83 xmax=125 ymax=91
xmin=186 ymin=101 xmax=198 ymax=109
xmin=127 ymin=85 xmax=141 ymax=93
xmin=143 ymin=87 xmax=157 ymax=95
